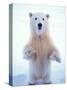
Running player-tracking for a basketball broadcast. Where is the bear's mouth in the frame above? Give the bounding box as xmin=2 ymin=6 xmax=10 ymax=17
xmin=38 ymin=27 xmax=42 ymax=30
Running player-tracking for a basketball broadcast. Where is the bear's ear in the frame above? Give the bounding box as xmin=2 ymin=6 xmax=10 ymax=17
xmin=29 ymin=13 xmax=32 ymax=17
xmin=46 ymin=14 xmax=50 ymax=19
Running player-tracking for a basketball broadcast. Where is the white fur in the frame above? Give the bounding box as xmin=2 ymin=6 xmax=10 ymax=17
xmin=23 ymin=47 xmax=36 ymax=59
xmin=29 ymin=58 xmax=51 ymax=84
xmin=30 ymin=13 xmax=48 ymax=36
xmin=23 ymin=43 xmax=51 ymax=84
xmin=23 ymin=13 xmax=60 ymax=84
xmin=49 ymin=50 xmax=61 ymax=63
xmin=23 ymin=46 xmax=60 ymax=84
xmin=24 ymin=13 xmax=51 ymax=84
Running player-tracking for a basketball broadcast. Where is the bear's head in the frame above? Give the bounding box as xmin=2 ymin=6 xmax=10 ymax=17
xmin=29 ymin=13 xmax=49 ymax=37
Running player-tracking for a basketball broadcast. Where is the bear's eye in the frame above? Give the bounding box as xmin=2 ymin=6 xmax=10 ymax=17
xmin=42 ymin=18 xmax=44 ymax=20
xmin=35 ymin=18 xmax=37 ymax=20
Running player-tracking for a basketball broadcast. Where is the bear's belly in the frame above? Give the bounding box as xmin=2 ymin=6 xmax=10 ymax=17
xmin=29 ymin=59 xmax=50 ymax=79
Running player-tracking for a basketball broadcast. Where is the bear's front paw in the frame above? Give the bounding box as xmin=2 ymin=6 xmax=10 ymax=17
xmin=23 ymin=47 xmax=36 ymax=59
xmin=49 ymin=50 xmax=61 ymax=63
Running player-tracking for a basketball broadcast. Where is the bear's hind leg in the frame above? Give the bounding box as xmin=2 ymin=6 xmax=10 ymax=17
xmin=29 ymin=74 xmax=37 ymax=85
xmin=43 ymin=74 xmax=52 ymax=84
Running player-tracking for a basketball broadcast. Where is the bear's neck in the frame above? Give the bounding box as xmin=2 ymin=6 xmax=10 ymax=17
xmin=31 ymin=29 xmax=50 ymax=41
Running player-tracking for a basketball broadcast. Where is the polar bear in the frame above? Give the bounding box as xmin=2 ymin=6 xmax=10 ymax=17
xmin=23 ymin=13 xmax=60 ymax=85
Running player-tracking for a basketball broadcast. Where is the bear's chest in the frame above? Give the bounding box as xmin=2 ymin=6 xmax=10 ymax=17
xmin=31 ymin=38 xmax=50 ymax=60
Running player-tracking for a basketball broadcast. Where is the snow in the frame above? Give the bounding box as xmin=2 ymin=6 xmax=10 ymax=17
xmin=13 ymin=57 xmax=65 ymax=86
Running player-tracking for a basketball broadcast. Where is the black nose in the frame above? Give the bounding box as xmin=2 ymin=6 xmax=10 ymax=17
xmin=38 ymin=23 xmax=42 ymax=27
xmin=38 ymin=23 xmax=42 ymax=30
